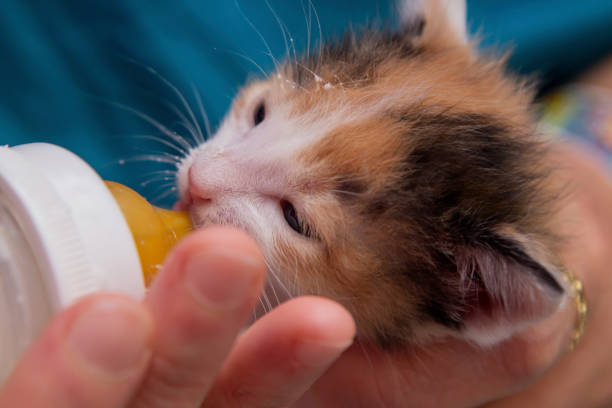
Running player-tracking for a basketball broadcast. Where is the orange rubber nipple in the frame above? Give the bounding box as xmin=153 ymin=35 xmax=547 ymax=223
xmin=105 ymin=181 xmax=192 ymax=286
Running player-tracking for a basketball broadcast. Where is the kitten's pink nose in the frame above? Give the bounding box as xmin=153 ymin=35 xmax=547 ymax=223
xmin=187 ymin=152 xmax=255 ymax=203
xmin=188 ymin=166 xmax=213 ymax=203
xmin=187 ymin=158 xmax=235 ymax=203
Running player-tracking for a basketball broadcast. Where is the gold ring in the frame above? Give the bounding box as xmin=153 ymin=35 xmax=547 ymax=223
xmin=563 ymin=268 xmax=588 ymax=351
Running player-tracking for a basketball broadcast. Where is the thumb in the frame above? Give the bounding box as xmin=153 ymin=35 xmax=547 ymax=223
xmin=0 ymin=294 xmax=153 ymax=408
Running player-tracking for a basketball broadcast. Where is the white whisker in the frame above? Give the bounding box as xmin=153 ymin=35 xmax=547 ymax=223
xmin=263 ymin=0 xmax=298 ymax=69
xmin=308 ymin=0 xmax=323 ymax=61
xmin=132 ymin=134 xmax=189 ymax=156
xmin=266 ymin=260 xmax=293 ymax=304
xmin=268 ymin=275 xmax=281 ymax=307
xmin=300 ymin=0 xmax=312 ymax=58
xmin=216 ymin=49 xmax=270 ymax=78
xmin=151 ymin=186 xmax=178 ymax=204
xmin=137 ymin=64 xmax=205 ymax=145
xmin=138 ymin=149 xmax=182 ymax=162
xmin=138 ymin=169 xmax=178 ymax=189
xmin=293 ymin=256 xmax=300 ymax=296
xmin=263 ymin=0 xmax=290 ymax=65
xmin=169 ymin=121 xmax=200 ymax=149
xmin=296 ymin=62 xmax=320 ymax=82
xmin=234 ymin=0 xmax=280 ymax=71
xmin=121 ymin=58 xmax=205 ymax=144
xmin=288 ymin=33 xmax=298 ymax=68
xmin=141 ymin=169 xmax=178 ymax=178
xmin=191 ymin=83 xmax=212 ymax=140
xmin=162 ymin=100 xmax=203 ymax=147
xmin=256 ymin=297 xmax=266 ymax=317
xmin=149 ymin=181 xmax=177 ymax=193
xmin=114 ymin=154 xmax=180 ymax=166
xmin=140 ymin=176 xmax=176 ymax=187
xmin=261 ymin=289 xmax=272 ymax=313
xmin=107 ymin=101 xmax=192 ymax=151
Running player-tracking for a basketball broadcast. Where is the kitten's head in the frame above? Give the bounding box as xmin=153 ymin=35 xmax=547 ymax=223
xmin=177 ymin=0 xmax=566 ymax=347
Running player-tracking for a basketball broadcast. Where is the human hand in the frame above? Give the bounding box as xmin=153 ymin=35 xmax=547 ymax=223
xmin=0 ymin=226 xmax=356 ymax=408
xmin=482 ymin=145 xmax=612 ymax=407
xmin=294 ymin=303 xmax=575 ymax=407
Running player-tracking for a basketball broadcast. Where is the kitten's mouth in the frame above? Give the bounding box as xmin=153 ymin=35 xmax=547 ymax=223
xmin=172 ymin=200 xmax=190 ymax=211
xmin=173 ymin=188 xmax=195 ymax=211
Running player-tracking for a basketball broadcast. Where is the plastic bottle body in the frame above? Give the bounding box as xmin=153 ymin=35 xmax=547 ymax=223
xmin=0 ymin=203 xmax=52 ymax=380
xmin=0 ymin=143 xmax=190 ymax=383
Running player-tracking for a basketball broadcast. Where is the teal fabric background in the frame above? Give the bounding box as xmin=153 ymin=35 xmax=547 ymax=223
xmin=1 ymin=1 xmax=611 ymax=205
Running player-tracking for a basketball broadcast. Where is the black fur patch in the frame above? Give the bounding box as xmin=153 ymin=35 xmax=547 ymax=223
xmin=395 ymin=111 xmax=544 ymax=226
xmin=369 ymin=110 xmax=555 ymax=332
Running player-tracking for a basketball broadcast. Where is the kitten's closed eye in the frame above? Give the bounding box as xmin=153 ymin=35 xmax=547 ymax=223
xmin=281 ymin=200 xmax=313 ymax=238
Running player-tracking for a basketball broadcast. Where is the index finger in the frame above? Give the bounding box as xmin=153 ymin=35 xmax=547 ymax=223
xmin=130 ymin=227 xmax=266 ymax=407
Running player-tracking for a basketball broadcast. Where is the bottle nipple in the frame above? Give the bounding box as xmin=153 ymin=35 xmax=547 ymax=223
xmin=105 ymin=181 xmax=192 ymax=286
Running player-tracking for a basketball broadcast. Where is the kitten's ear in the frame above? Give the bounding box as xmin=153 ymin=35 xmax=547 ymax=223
xmin=453 ymin=226 xmax=566 ymax=346
xmin=399 ymin=0 xmax=469 ymax=49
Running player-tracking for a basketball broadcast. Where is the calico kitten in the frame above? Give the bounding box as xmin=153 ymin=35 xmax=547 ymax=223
xmin=176 ymin=0 xmax=567 ymax=348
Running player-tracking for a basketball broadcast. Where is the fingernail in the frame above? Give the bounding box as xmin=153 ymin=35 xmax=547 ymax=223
xmin=67 ymin=298 xmax=152 ymax=376
xmin=185 ymin=247 xmax=262 ymax=310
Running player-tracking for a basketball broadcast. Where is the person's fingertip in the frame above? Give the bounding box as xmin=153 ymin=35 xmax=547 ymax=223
xmin=195 ymin=226 xmax=263 ymax=256
xmin=295 ymin=298 xmax=356 ymax=365
xmin=305 ymin=297 xmax=357 ymax=343
xmin=66 ymin=296 xmax=153 ymax=377
xmin=131 ymin=228 xmax=266 ymax=407
xmin=184 ymin=246 xmax=264 ymax=310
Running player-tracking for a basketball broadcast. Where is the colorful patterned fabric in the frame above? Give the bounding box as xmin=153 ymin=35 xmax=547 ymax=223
xmin=541 ymin=86 xmax=612 ymax=167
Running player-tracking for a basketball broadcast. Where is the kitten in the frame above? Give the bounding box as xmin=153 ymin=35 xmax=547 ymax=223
xmin=176 ymin=0 xmax=567 ymax=348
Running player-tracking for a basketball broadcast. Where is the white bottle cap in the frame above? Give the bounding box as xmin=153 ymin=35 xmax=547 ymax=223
xmin=0 ymin=143 xmax=144 ymax=382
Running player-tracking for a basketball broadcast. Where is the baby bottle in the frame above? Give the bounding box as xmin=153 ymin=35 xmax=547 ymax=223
xmin=0 ymin=143 xmax=191 ymax=383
